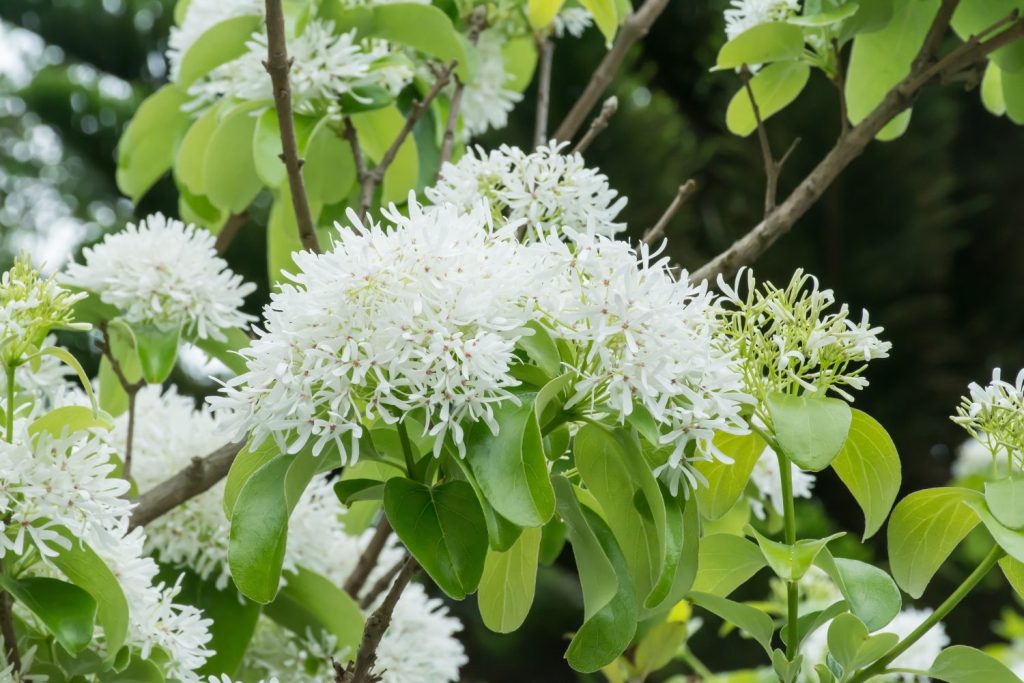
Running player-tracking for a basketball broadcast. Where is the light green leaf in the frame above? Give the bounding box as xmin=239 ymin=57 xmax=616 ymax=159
xmin=951 ymin=0 xmax=1024 ymax=73
xmin=0 ymin=575 xmax=96 ymax=654
xmin=580 ymin=0 xmax=619 ymax=44
xmin=116 ymin=85 xmax=191 ymax=202
xmin=303 ymin=118 xmax=356 ymax=205
xmin=767 ymin=392 xmax=852 ymax=471
xmin=930 ymin=645 xmax=1022 ymax=683
xmin=887 ymin=487 xmax=983 ymax=598
xmin=528 ymin=0 xmax=567 ymax=30
xmin=748 ymin=527 xmax=844 ymax=581
xmin=985 ymin=476 xmax=1024 ymax=530
xmin=175 ymin=102 xmax=223 ymax=196
xmin=552 ymin=476 xmax=617 ymax=621
xmin=634 ymin=621 xmax=689 ymax=678
xmin=383 ymin=478 xmax=488 ymax=599
xmin=132 ymin=322 xmax=181 ymax=385
xmin=982 ymin=62 xmax=1008 ymax=116
xmin=692 ymin=533 xmax=767 ymax=597
xmin=790 ymin=2 xmax=860 ymax=26
xmin=350 ymin=106 xmax=418 ymax=204
xmin=964 ymin=498 xmax=1024 ymax=563
xmin=517 ymin=321 xmax=562 ymax=379
xmin=716 ymin=22 xmax=805 ymax=70
xmin=838 ymin=0 xmax=895 ymax=42
xmin=694 ymin=431 xmax=767 ymax=520
xmin=177 ymin=15 xmax=261 ymax=88
xmin=478 ymin=526 xmax=542 ymax=633
xmin=502 ymin=35 xmax=539 ymax=93
xmin=815 ymin=550 xmax=900 ymax=631
xmin=205 ymin=103 xmax=264 ymax=213
xmin=264 ymin=566 xmax=364 ymax=659
xmin=38 ymin=340 xmax=103 ymax=415
xmin=726 ymin=60 xmax=811 ymax=136
xmin=193 ymin=326 xmax=251 ymax=376
xmin=1000 ymin=555 xmax=1024 ymax=600
xmin=831 ymin=409 xmax=902 ymax=539
xmin=28 ymin=405 xmax=113 ymax=439
xmin=688 ymin=591 xmax=775 ymax=656
xmin=1003 ymin=65 xmax=1024 ymax=124
xmin=827 ymin=612 xmax=898 ymax=672
xmin=98 ymin=657 xmax=163 ymax=682
xmin=223 ymin=437 xmax=278 ymax=517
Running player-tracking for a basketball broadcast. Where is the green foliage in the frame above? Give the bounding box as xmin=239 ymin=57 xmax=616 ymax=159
xmin=767 ymin=392 xmax=852 ymax=471
xmin=691 ymin=533 xmax=767 ymax=597
xmin=264 ymin=566 xmax=365 ymax=659
xmin=116 ymin=85 xmax=191 ymax=202
xmin=477 ymin=525 xmax=542 ymax=633
xmin=694 ymin=431 xmax=766 ymax=520
xmin=28 ymin=405 xmax=113 ymax=439
xmin=929 ymin=645 xmax=1023 ymax=683
xmin=0 ymin=575 xmax=96 ymax=655
xmin=716 ymin=23 xmax=806 ymax=70
xmin=815 ymin=551 xmax=901 ymax=631
xmin=132 ymin=322 xmax=181 ymax=384
xmin=177 ymin=14 xmax=261 ymax=88
xmin=726 ymin=61 xmax=811 ymax=137
xmin=830 ymin=409 xmax=901 ymax=540
xmin=688 ymin=591 xmax=775 ymax=657
xmin=825 ymin=612 xmax=897 ymax=673
xmin=747 ymin=526 xmax=844 ymax=581
xmin=984 ymin=476 xmax=1024 ymax=530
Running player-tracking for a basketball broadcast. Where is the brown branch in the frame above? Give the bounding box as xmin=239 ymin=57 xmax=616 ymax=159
xmin=534 ymin=39 xmax=555 ymax=148
xmin=571 ymin=96 xmax=618 ymax=155
xmin=740 ymin=66 xmax=780 ymax=217
xmin=553 ymin=0 xmax=670 ymax=142
xmin=264 ymin=0 xmax=320 ymax=253
xmin=343 ymin=516 xmax=393 ymax=599
xmin=214 ymin=212 xmax=248 ymax=255
xmin=356 ymin=62 xmax=457 ymax=219
xmin=690 ymin=8 xmax=1024 ymax=284
xmin=129 ymin=440 xmax=244 ymax=529
xmin=832 ymin=39 xmax=850 ymax=135
xmin=0 ymin=559 xmax=20 ymax=675
xmin=336 ymin=556 xmax=419 ymax=683
xmin=359 ymin=554 xmax=406 ymax=610
xmin=99 ymin=323 xmax=144 ymax=482
xmin=643 ymin=179 xmax=697 ymax=246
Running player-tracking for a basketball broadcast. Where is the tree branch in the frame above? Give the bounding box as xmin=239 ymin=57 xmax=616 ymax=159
xmin=554 ymin=0 xmax=670 ymax=142
xmin=572 ymin=96 xmax=618 ymax=155
xmin=128 ymin=440 xmax=244 ymax=529
xmin=643 ymin=179 xmax=697 ymax=245
xmin=690 ymin=8 xmax=1023 ymax=284
xmin=343 ymin=516 xmax=393 ymax=599
xmin=336 ymin=556 xmax=419 ymax=683
xmin=359 ymin=554 xmax=406 ymax=610
xmin=264 ymin=0 xmax=320 ymax=253
xmin=214 ymin=211 xmax=248 ymax=255
xmin=534 ymin=38 xmax=555 ymax=148
xmin=739 ymin=66 xmax=781 ymax=216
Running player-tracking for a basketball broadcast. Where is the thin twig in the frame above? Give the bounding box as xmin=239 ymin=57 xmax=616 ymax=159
xmin=342 ymin=117 xmax=368 ymax=204
xmin=214 ymin=212 xmax=248 ymax=255
xmin=643 ymin=179 xmax=697 ymax=245
xmin=99 ymin=323 xmax=143 ymax=482
xmin=740 ymin=66 xmax=779 ymax=217
xmin=343 ymin=516 xmax=393 ymax=599
xmin=337 ymin=557 xmax=419 ymax=683
xmin=129 ymin=441 xmax=244 ymax=529
xmin=534 ymin=38 xmax=555 ymax=148
xmin=124 ymin=389 xmax=138 ymax=482
xmin=554 ymin=0 xmax=671 ymax=142
xmin=263 ymin=0 xmax=320 ymax=253
xmin=690 ymin=6 xmax=1024 ymax=284
xmin=359 ymin=554 xmax=407 ymax=610
xmin=0 ymin=559 xmax=20 ymax=675
xmin=571 ymin=96 xmax=618 ymax=155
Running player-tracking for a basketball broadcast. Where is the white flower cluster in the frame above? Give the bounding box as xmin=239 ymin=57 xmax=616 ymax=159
xmin=801 ymin=608 xmax=949 ymax=682
xmin=718 ymin=269 xmax=891 ymax=405
xmin=748 ymin=444 xmax=815 ymax=519
xmin=212 ymin=201 xmax=543 ymax=461
xmin=724 ymin=0 xmax=801 ymax=40
xmin=0 ymin=255 xmax=85 ymax=366
xmin=460 ymin=29 xmax=523 ymax=139
xmin=553 ymin=7 xmax=594 ymax=38
xmin=951 ymin=368 xmax=1024 ymax=472
xmin=63 ymin=213 xmax=255 ymax=341
xmin=427 ymin=142 xmax=626 ymax=240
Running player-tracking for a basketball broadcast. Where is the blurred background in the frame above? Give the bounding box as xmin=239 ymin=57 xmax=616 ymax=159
xmin=1 ymin=1 xmax=1023 ymax=680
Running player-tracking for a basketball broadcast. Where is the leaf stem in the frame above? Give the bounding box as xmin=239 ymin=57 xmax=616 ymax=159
xmin=397 ymin=420 xmax=417 ymax=480
xmin=849 ymin=544 xmax=1005 ymax=683
xmin=776 ymin=447 xmax=800 ymax=658
xmin=4 ymin=365 xmax=14 ymax=444
xmin=681 ymin=646 xmax=714 ymax=679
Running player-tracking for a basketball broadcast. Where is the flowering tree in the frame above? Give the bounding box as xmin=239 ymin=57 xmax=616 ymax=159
xmin=2 ymin=0 xmax=1024 ymax=682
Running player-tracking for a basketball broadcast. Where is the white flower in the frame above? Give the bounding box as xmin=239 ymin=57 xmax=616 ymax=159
xmin=724 ymin=0 xmax=801 ymax=40
xmin=951 ymin=368 xmax=1024 ymax=470
xmin=0 ymin=255 xmax=85 ymax=366
xmin=211 ymin=200 xmax=543 ymax=462
xmin=460 ymin=29 xmax=523 ymax=138
xmin=749 ymin=444 xmax=815 ymax=519
xmin=801 ymin=608 xmax=949 ymax=682
xmin=554 ymin=7 xmax=594 ymax=38
xmin=62 ymin=213 xmax=256 ymax=341
xmin=427 ymin=142 xmax=626 ymax=240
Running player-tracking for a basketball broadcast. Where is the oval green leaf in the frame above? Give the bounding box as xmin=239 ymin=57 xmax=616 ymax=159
xmin=716 ymin=22 xmax=805 ymax=70
xmin=831 ymin=409 xmax=902 ymax=540
xmin=726 ymin=61 xmax=811 ymax=136
xmin=477 ymin=526 xmax=542 ymax=633
xmin=767 ymin=392 xmax=852 ymax=471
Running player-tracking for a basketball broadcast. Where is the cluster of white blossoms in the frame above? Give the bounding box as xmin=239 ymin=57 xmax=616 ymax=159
xmin=0 ymin=254 xmax=86 ymax=366
xmin=427 ymin=142 xmax=626 ymax=240
xmin=723 ymin=0 xmax=801 ymax=40
xmin=951 ymin=367 xmax=1024 ymax=472
xmin=718 ymin=269 xmax=891 ymax=406
xmin=62 ymin=213 xmax=255 ymax=341
xmin=459 ymin=29 xmax=524 ymax=139
xmin=801 ymin=608 xmax=949 ymax=682
xmin=748 ymin=444 xmax=815 ymax=519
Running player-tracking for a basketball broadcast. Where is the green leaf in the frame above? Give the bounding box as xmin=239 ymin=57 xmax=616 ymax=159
xmin=205 ymin=103 xmax=264 ymax=213
xmin=726 ymin=61 xmax=811 ymax=136
xmin=539 ymin=515 xmax=568 ymax=565
xmin=951 ymin=0 xmax=1024 ymax=73
xmin=985 ymin=476 xmax=1024 ymax=530
xmin=116 ymin=84 xmax=191 ymax=202
xmin=52 ymin=531 xmax=130 ymax=662
xmin=1003 ymin=65 xmax=1024 ymax=124
xmin=634 ymin=621 xmax=689 ymax=678
xmin=838 ymin=0 xmax=894 ymax=42
xmin=999 ymin=555 xmax=1024 ymax=600
xmin=265 ymin=566 xmax=364 ymax=658
xmin=645 ymin=485 xmax=694 ymax=611
xmin=767 ymin=392 xmax=852 ymax=471
xmin=132 ymin=323 xmax=181 ymax=385
xmin=790 ymin=2 xmax=860 ymax=26
xmin=478 ymin=525 xmax=542 ymax=633
xmin=692 ymin=533 xmax=767 ymax=597
xmin=845 ymin=0 xmax=940 ymax=139
xmin=747 ymin=526 xmax=844 ymax=581
xmin=502 ymin=35 xmax=539 ymax=93
xmin=465 ymin=392 xmax=554 ymax=528
xmin=716 ymin=22 xmax=805 ymax=70
xmin=580 ymin=0 xmax=619 ymax=44
xmin=528 ymin=0 xmax=567 ymax=30
xmin=37 ymin=343 xmax=103 ymax=415
xmin=815 ymin=550 xmax=900 ymax=631
xmin=797 ymin=600 xmax=850 ymax=648
xmin=303 ymin=118 xmax=356 ymax=205
xmin=554 ymin=477 xmax=638 ymax=673
xmin=177 ymin=14 xmax=261 ymax=88
xmin=963 ymin=498 xmax=1024 ymax=563
xmin=193 ymin=326 xmax=251 ymax=376
xmin=0 ymin=575 xmax=96 ymax=654
xmin=28 ymin=405 xmax=113 ymax=439
xmin=826 ymin=612 xmax=898 ymax=672
xmin=694 ymin=431 xmax=767 ymax=520
xmin=98 ymin=656 xmax=163 ymax=682
xmin=334 ymin=478 xmax=385 ymax=505
xmin=575 ymin=424 xmax=668 ymax=606
xmin=517 ymin=321 xmax=562 ymax=379
xmin=831 ymin=409 xmax=902 ymax=539
xmin=772 ymin=648 xmax=803 ymax=683
xmin=383 ymin=478 xmax=488 ymax=599
xmin=688 ymin=591 xmax=775 ymax=656
xmin=175 ymin=103 xmax=223 ymax=196
xmin=887 ymin=487 xmax=983 ymax=598
xmin=982 ymin=62 xmax=1008 ymax=116
xmin=930 ymin=645 xmax=1022 ymax=683
xmin=350 ymin=106 xmax=419 ymax=204
xmin=223 ymin=438 xmax=279 ymax=517
xmin=228 ymin=449 xmax=319 ymax=603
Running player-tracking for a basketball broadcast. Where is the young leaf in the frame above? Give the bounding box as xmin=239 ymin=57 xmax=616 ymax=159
xmin=205 ymin=102 xmax=264 ymax=213
xmin=223 ymin=437 xmax=279 ymax=517
xmin=383 ymin=478 xmax=488 ymax=599
xmin=951 ymin=0 xmax=1024 ymax=73
xmin=0 ymin=575 xmax=96 ymax=655
xmin=528 ymin=0 xmax=567 ymax=30
xmin=767 ymin=392 xmax=852 ymax=471
xmin=963 ymin=499 xmax=1024 ymax=564
xmin=694 ymin=431 xmax=766 ymax=520
xmin=831 ymin=409 xmax=902 ymax=539
xmin=726 ymin=61 xmax=811 ymax=137
xmin=688 ymin=591 xmax=775 ymax=656
xmin=634 ymin=621 xmax=689 ymax=678
xmin=116 ymin=85 xmax=191 ymax=202
xmin=887 ymin=487 xmax=983 ymax=598
xmin=175 ymin=102 xmax=222 ymax=196
xmin=477 ymin=525 xmax=542 ymax=633
xmin=984 ymin=476 xmax=1024 ymax=530
xmin=999 ymin=555 xmax=1024 ymax=601
xmin=982 ymin=62 xmax=1007 ymax=117
xmin=815 ymin=550 xmax=901 ymax=631
xmin=264 ymin=566 xmax=364 ymax=660
xmin=715 ymin=22 xmax=805 ymax=70
xmin=580 ymin=0 xmax=619 ymax=44
xmin=748 ymin=527 xmax=845 ymax=581
xmin=176 ymin=15 xmax=261 ymax=88
xmin=303 ymin=117 xmax=356 ymax=205
xmin=367 ymin=3 xmax=473 ymax=81
xmin=691 ymin=533 xmax=767 ymax=598
xmin=826 ymin=612 xmax=898 ymax=673
xmin=929 ymin=645 xmax=1022 ymax=683
xmin=132 ymin=322 xmax=181 ymax=385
